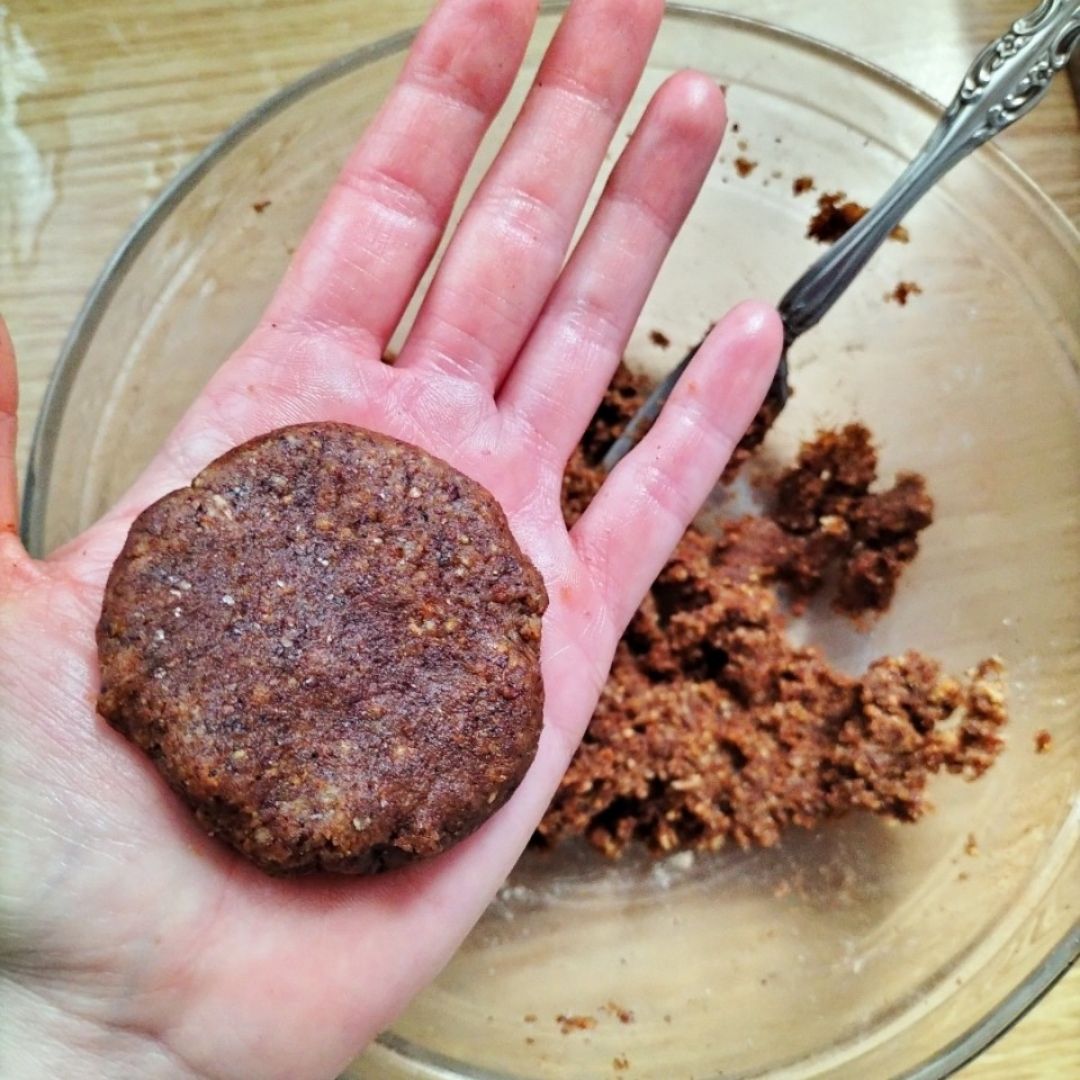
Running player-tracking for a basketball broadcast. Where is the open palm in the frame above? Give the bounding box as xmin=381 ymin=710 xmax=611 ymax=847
xmin=0 ymin=1 xmax=780 ymax=1076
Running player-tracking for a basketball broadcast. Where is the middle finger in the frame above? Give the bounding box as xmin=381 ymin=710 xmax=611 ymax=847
xmin=394 ymin=0 xmax=664 ymax=391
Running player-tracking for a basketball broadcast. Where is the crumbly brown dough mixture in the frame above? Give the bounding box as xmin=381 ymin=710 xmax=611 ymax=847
xmin=808 ymin=191 xmax=910 ymax=244
xmin=538 ymin=368 xmax=1006 ymax=858
xmin=770 ymin=422 xmax=935 ymax=618
xmin=99 ymin=423 xmax=547 ymax=875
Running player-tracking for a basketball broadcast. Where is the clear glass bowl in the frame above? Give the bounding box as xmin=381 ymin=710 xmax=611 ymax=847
xmin=25 ymin=6 xmax=1079 ymax=1078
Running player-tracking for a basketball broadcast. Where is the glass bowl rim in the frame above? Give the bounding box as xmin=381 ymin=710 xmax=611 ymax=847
xmin=22 ymin=4 xmax=1080 ymax=1076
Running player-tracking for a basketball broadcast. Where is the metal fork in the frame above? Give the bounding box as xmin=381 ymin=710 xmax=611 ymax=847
xmin=602 ymin=0 xmax=1080 ymax=472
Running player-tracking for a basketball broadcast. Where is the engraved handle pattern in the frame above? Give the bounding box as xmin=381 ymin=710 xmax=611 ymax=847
xmin=958 ymin=0 xmax=1080 ymax=129
xmin=778 ymin=0 xmax=1080 ymax=344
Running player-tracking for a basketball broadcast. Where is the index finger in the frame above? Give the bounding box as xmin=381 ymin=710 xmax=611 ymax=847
xmin=266 ymin=0 xmax=538 ymax=354
xmin=572 ymin=302 xmax=783 ymax=631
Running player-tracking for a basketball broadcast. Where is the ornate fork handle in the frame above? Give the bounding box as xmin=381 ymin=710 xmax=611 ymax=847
xmin=779 ymin=0 xmax=1080 ymax=344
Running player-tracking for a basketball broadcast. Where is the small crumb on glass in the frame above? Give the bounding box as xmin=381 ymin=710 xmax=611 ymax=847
xmin=808 ymin=192 xmax=911 ymax=244
xmin=885 ymin=281 xmax=922 ymax=306
xmin=601 ymin=1001 xmax=635 ymax=1024
xmin=557 ymin=1013 xmax=597 ymax=1034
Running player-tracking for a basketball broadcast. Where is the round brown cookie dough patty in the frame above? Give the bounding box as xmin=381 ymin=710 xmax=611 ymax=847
xmin=97 ymin=423 xmax=547 ymax=875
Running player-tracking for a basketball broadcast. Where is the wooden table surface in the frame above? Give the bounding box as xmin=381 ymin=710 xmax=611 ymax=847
xmin=1 ymin=0 xmax=1076 ymax=1075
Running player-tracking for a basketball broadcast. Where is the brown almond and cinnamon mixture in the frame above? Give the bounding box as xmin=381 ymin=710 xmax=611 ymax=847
xmin=538 ymin=366 xmax=1006 ymax=858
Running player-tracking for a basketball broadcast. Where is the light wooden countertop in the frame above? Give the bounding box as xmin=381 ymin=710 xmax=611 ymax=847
xmin=1 ymin=1 xmax=1076 ymax=1076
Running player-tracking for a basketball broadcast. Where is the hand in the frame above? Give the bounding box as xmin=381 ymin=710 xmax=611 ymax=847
xmin=0 ymin=0 xmax=780 ymax=1076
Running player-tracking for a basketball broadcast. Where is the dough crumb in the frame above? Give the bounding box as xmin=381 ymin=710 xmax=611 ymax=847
xmin=808 ymin=191 xmax=909 ymax=244
xmin=885 ymin=281 xmax=922 ymax=305
xmin=557 ymin=1013 xmax=597 ymax=1034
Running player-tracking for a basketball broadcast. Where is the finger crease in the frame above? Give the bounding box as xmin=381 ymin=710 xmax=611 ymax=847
xmin=336 ymin=163 xmax=444 ymax=233
xmin=406 ymin=336 xmax=496 ymax=387
xmin=506 ymin=407 xmax=562 ymax=466
xmin=406 ymin=59 xmax=497 ymax=120
xmin=561 ymin=291 xmax=625 ymax=351
xmin=275 ymin=314 xmax=383 ymax=360
xmin=608 ymin=188 xmax=678 ymax=242
xmin=673 ymin=399 xmax=740 ymax=460
xmin=482 ymin=184 xmax=564 ymax=250
xmin=638 ymin=460 xmax=697 ymax=527
xmin=537 ymin=70 xmax=621 ymax=122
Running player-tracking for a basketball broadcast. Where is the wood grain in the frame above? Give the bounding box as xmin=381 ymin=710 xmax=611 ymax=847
xmin=0 ymin=1 xmax=1075 ymax=1075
